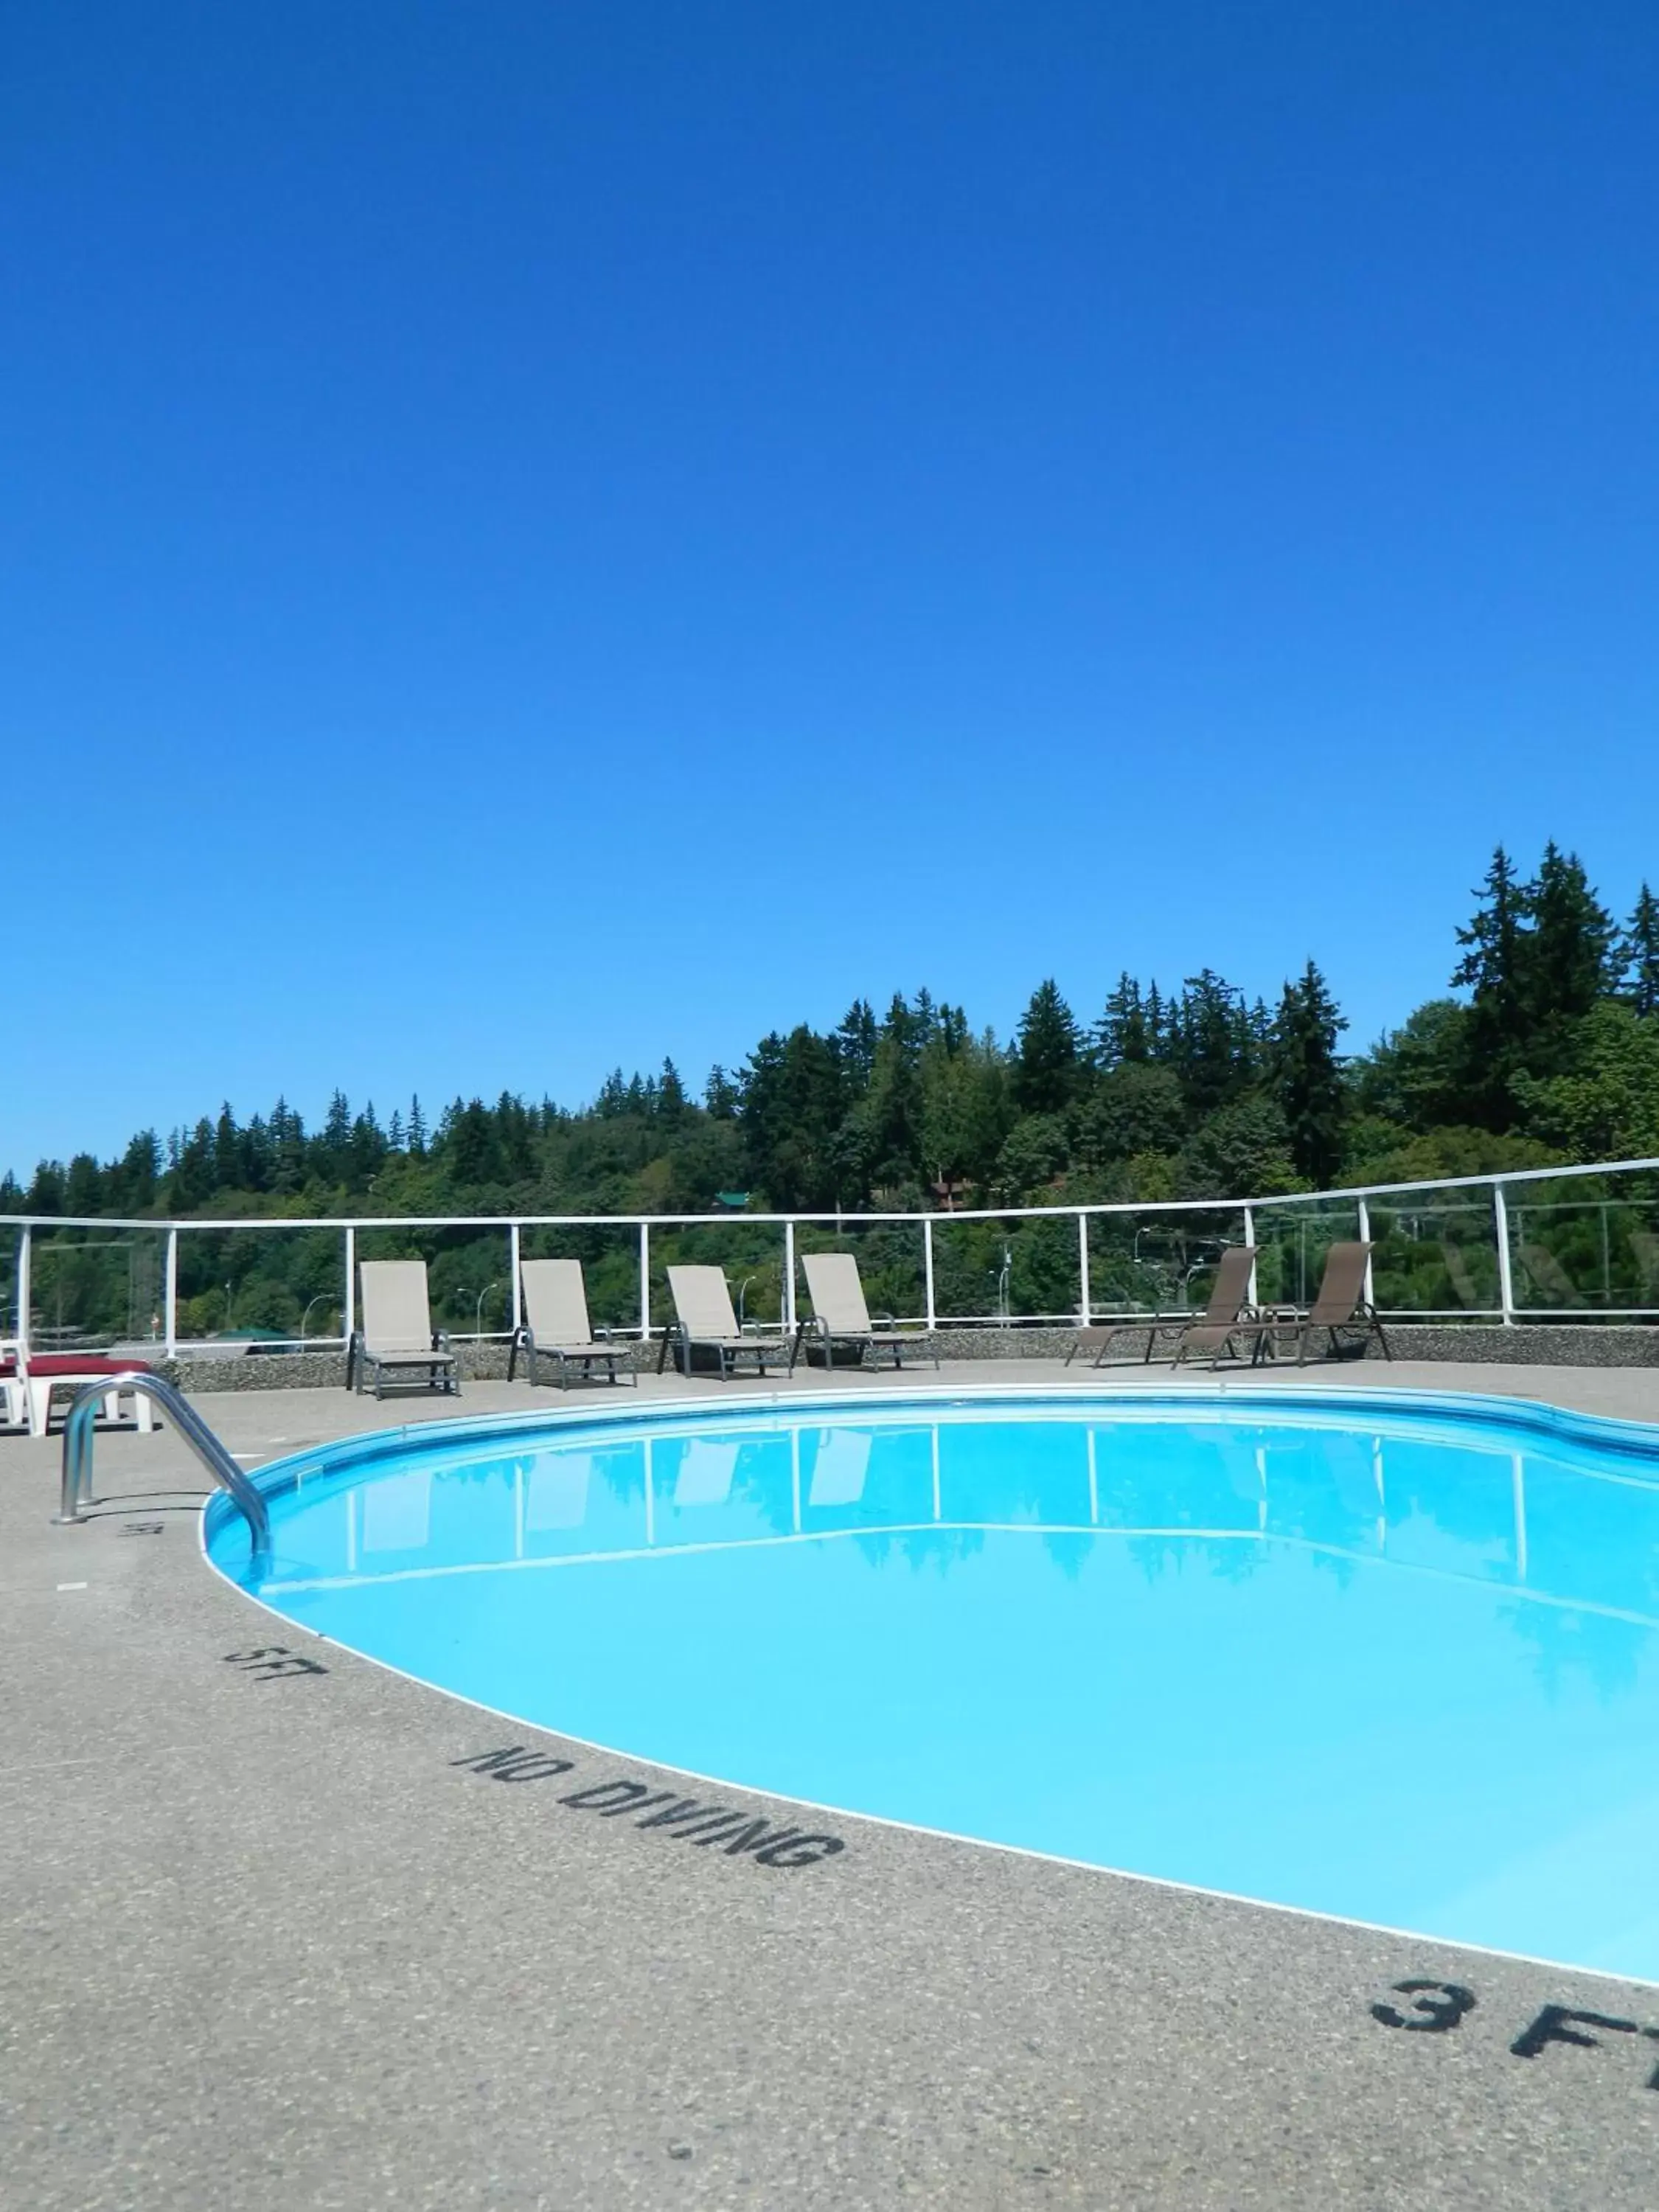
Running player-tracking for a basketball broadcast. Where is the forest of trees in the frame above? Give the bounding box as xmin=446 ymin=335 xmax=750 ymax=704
xmin=9 ymin=844 xmax=1659 ymax=1341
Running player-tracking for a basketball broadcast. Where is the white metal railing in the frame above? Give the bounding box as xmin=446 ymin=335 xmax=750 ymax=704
xmin=4 ymin=1152 xmax=1659 ymax=1354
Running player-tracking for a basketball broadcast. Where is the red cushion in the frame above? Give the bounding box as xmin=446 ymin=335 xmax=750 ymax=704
xmin=27 ymin=1355 xmax=155 ymax=1377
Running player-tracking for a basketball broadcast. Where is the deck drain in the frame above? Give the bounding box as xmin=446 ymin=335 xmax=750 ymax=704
xmin=120 ymin=1522 xmax=165 ymax=1537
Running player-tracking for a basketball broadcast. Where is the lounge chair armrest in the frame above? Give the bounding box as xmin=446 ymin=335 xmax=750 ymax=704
xmin=432 ymin=1330 xmax=453 ymax=1354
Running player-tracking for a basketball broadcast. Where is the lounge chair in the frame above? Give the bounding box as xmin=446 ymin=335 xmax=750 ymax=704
xmin=796 ymin=1251 xmax=939 ymax=1371
xmin=508 ymin=1258 xmax=635 ymax=1388
xmin=656 ymin=1265 xmax=793 ymax=1380
xmin=4 ymin=1341 xmax=158 ymax=1435
xmin=346 ymin=1260 xmax=460 ymax=1398
xmin=1066 ymin=1245 xmax=1259 ymax=1368
xmin=1174 ymin=1240 xmax=1390 ymax=1368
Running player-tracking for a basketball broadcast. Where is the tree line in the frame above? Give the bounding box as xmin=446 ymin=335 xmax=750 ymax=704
xmin=10 ymin=843 xmax=1659 ymax=1231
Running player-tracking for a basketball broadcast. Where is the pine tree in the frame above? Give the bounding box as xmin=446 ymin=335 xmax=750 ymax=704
xmin=1094 ymin=974 xmax=1149 ymax=1066
xmin=1522 ymin=843 xmax=1615 ymax=1029
xmin=1144 ymin=982 xmax=1169 ymax=1060
xmin=321 ymin=1090 xmax=352 ymax=1158
xmin=658 ymin=1058 xmax=687 ymax=1119
xmin=705 ymin=1065 xmax=740 ymax=1119
xmin=1271 ymin=961 xmax=1349 ymax=1185
xmin=1169 ymin=971 xmax=1250 ymax=1119
xmin=832 ymin=1000 xmax=877 ymax=1091
xmin=1620 ymin=883 xmax=1659 ymax=1017
xmin=387 ymin=1107 xmax=406 ymax=1151
xmin=1451 ymin=845 xmax=1530 ymax=1126
xmin=407 ymin=1095 xmax=428 ymax=1155
xmin=1012 ymin=980 xmax=1082 ymax=1116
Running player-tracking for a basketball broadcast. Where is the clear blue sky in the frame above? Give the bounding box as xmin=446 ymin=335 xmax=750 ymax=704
xmin=7 ymin=1 xmax=1658 ymax=1178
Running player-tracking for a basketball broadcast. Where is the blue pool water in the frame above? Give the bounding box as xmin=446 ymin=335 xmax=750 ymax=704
xmin=209 ymin=1389 xmax=1659 ymax=1980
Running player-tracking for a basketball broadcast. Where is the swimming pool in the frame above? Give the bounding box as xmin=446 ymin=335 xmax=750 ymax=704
xmin=208 ymin=1386 xmax=1659 ymax=1981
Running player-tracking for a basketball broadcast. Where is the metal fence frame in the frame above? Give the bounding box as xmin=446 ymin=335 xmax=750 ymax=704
xmin=5 ymin=1152 xmax=1659 ymax=1355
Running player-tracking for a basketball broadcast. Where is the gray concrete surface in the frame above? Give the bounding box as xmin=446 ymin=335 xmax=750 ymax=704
xmin=6 ymin=1360 xmax=1659 ymax=2209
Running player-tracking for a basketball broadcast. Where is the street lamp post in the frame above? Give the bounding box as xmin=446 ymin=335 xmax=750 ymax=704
xmin=299 ymin=1294 xmax=335 ymax=1342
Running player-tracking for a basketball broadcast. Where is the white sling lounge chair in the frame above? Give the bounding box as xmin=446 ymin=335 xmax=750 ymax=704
xmin=657 ymin=1265 xmax=793 ymax=1380
xmin=508 ymin=1259 xmax=635 ymax=1388
xmin=796 ymin=1251 xmax=938 ymax=1371
xmin=346 ymin=1260 xmax=460 ymax=1398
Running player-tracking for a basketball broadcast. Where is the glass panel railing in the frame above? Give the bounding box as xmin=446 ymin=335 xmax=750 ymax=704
xmin=928 ymin=1210 xmax=1080 ymax=1325
xmin=646 ymin=1218 xmax=792 ymax=1335
xmin=1505 ymin=1170 xmax=1659 ymax=1314
xmin=794 ymin=1219 xmax=927 ymax=1329
xmin=1367 ymin=1191 xmax=1500 ymax=1315
xmin=1084 ymin=1208 xmax=1249 ymax=1320
xmin=519 ymin=1222 xmax=644 ymax=1337
xmin=352 ymin=1222 xmax=518 ymax=1340
xmin=173 ymin=1224 xmax=348 ymax=1346
xmin=1248 ymin=1201 xmax=1363 ymax=1312
xmin=23 ymin=1226 xmax=170 ymax=1352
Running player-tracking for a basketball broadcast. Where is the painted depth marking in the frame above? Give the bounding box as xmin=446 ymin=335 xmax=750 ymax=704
xmin=56 ymin=1582 xmax=88 ymax=1592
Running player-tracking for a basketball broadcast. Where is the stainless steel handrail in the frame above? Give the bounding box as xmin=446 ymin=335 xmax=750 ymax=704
xmin=54 ymin=1371 xmax=272 ymax=1561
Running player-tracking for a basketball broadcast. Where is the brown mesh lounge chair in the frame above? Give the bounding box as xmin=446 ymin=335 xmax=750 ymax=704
xmin=346 ymin=1260 xmax=460 ymax=1397
xmin=1066 ymin=1245 xmax=1258 ymax=1368
xmin=508 ymin=1258 xmax=635 ymax=1388
xmin=657 ymin=1265 xmax=794 ymax=1380
xmin=796 ymin=1251 xmax=939 ymax=1371
xmin=1173 ymin=1240 xmax=1391 ymax=1368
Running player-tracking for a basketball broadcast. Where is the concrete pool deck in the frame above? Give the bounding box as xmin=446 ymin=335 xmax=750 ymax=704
xmin=6 ymin=1358 xmax=1659 ymax=2209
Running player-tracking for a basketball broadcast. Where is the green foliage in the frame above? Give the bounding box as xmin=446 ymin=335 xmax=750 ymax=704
xmin=13 ymin=844 xmax=1659 ymax=1350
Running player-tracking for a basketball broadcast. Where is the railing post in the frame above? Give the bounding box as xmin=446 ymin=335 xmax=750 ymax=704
xmin=1356 ymin=1197 xmax=1374 ymax=1310
xmin=923 ymin=1217 xmax=936 ymax=1332
xmin=344 ymin=1225 xmax=355 ymax=1346
xmin=163 ymin=1227 xmax=178 ymax=1357
xmin=509 ymin=1225 xmax=522 ymax=1332
xmin=1241 ymin=1206 xmax=1258 ymax=1309
xmin=783 ymin=1220 xmax=796 ymax=1333
xmin=1493 ymin=1183 xmax=1515 ymax=1326
xmin=1077 ymin=1211 xmax=1091 ymax=1328
xmin=638 ymin=1222 xmax=651 ymax=1341
xmin=16 ymin=1224 xmax=31 ymax=1354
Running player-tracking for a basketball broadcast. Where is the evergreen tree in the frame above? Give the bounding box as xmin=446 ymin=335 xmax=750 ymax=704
xmin=832 ymin=1000 xmax=877 ymax=1091
xmin=407 ymin=1095 xmax=428 ymax=1155
xmin=658 ymin=1059 xmax=687 ymax=1119
xmin=1619 ymin=883 xmax=1659 ymax=1017
xmin=704 ymin=1065 xmax=740 ymax=1119
xmin=213 ymin=1102 xmax=241 ymax=1192
xmin=387 ymin=1108 xmax=405 ymax=1151
xmin=1013 ymin=980 xmax=1081 ymax=1116
xmin=1451 ymin=845 xmax=1530 ymax=1127
xmin=1168 ymin=971 xmax=1251 ymax=1119
xmin=1094 ymin=974 xmax=1149 ymax=1067
xmin=1271 ymin=961 xmax=1349 ymax=1186
xmin=319 ymin=1090 xmax=352 ymax=1164
xmin=1521 ymin=842 xmax=1615 ymax=1029
xmin=1144 ymin=981 xmax=1169 ymax=1061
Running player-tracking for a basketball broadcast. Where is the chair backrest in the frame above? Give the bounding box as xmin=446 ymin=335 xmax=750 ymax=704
xmin=519 ymin=1258 xmax=594 ymax=1346
xmin=1199 ymin=1244 xmax=1258 ymax=1324
xmin=1307 ymin=1242 xmax=1374 ymax=1324
xmin=800 ymin=1250 xmax=873 ymax=1335
xmin=358 ymin=1260 xmax=436 ymax=1352
xmin=667 ymin=1265 xmax=740 ymax=1340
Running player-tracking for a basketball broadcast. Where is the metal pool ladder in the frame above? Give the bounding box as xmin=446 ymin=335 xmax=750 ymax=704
xmin=54 ymin=1371 xmax=272 ymax=1559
